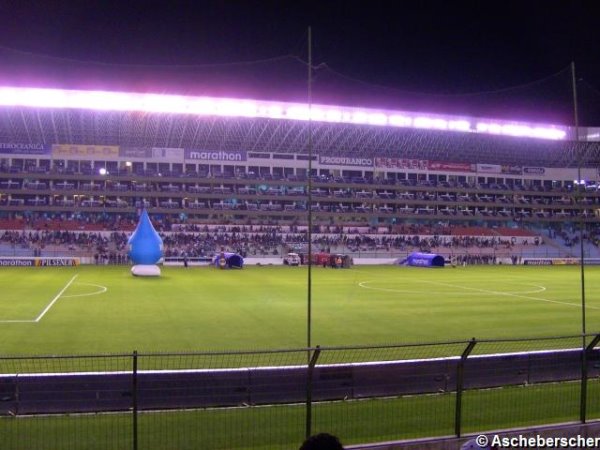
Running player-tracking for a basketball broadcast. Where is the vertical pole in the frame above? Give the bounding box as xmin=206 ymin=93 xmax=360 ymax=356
xmin=305 ymin=346 xmax=321 ymax=439
xmin=455 ymin=338 xmax=476 ymax=437
xmin=132 ymin=350 xmax=138 ymax=450
xmin=307 ymin=26 xmax=313 ymax=353
xmin=571 ymin=62 xmax=588 ymax=423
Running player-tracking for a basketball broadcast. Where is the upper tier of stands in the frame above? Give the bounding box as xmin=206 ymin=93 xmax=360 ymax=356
xmin=0 ymin=163 xmax=594 ymax=193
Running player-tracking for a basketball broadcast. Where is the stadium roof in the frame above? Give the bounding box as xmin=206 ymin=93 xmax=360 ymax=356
xmin=0 ymin=86 xmax=569 ymax=140
xmin=0 ymin=86 xmax=599 ymax=168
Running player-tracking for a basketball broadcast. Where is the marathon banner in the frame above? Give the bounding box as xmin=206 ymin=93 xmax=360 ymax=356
xmin=523 ymin=167 xmax=546 ymax=175
xmin=0 ymin=257 xmax=80 ymax=267
xmin=427 ymin=161 xmax=474 ymax=172
xmin=476 ymin=163 xmax=502 ymax=174
xmin=319 ymin=155 xmax=373 ymax=167
xmin=52 ymin=144 xmax=120 ymax=159
xmin=184 ymin=149 xmax=247 ymax=162
xmin=0 ymin=143 xmax=50 ymax=155
xmin=502 ymin=165 xmax=523 ymax=175
xmin=375 ymin=157 xmax=428 ymax=170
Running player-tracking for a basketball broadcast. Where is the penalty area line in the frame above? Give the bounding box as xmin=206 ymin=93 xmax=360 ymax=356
xmin=34 ymin=274 xmax=79 ymax=322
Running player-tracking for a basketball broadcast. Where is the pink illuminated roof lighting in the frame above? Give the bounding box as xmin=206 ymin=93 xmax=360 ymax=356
xmin=325 ymin=109 xmax=342 ymax=122
xmin=367 ymin=113 xmax=388 ymax=126
xmin=448 ymin=120 xmax=471 ymax=131
xmin=266 ymin=105 xmax=283 ymax=119
xmin=389 ymin=115 xmax=413 ymax=127
xmin=0 ymin=86 xmax=569 ymax=140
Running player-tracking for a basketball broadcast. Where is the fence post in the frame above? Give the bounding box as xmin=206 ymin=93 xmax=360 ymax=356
xmin=305 ymin=346 xmax=321 ymax=439
xmin=581 ymin=334 xmax=600 ymax=423
xmin=455 ymin=338 xmax=477 ymax=438
xmin=132 ymin=350 xmax=138 ymax=450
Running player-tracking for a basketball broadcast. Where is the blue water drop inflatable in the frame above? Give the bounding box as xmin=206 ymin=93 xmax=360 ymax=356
xmin=128 ymin=210 xmax=163 ymax=265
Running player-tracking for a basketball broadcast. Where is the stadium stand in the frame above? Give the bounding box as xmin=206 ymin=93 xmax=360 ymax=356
xmin=1 ymin=92 xmax=599 ymax=263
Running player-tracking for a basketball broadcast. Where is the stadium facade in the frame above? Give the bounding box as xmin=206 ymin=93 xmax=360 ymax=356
xmin=0 ymin=87 xmax=599 ymax=229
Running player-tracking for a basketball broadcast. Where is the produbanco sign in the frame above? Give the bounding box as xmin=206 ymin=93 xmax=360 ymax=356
xmin=319 ymin=155 xmax=373 ymax=167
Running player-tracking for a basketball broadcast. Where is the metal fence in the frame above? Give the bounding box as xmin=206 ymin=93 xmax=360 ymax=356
xmin=1 ymin=334 xmax=599 ymax=450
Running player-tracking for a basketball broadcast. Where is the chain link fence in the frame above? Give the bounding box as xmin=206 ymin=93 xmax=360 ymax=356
xmin=1 ymin=334 xmax=599 ymax=449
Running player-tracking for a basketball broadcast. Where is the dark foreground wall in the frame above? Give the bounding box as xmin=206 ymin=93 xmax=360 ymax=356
xmin=0 ymin=348 xmax=597 ymax=415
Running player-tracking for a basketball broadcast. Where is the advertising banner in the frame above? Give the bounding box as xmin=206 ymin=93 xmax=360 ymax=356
xmin=523 ymin=167 xmax=546 ymax=175
xmin=523 ymin=258 xmax=580 ymax=266
xmin=375 ymin=157 xmax=428 ymax=170
xmin=119 ymin=147 xmax=152 ymax=159
xmin=319 ymin=155 xmax=373 ymax=167
xmin=185 ymin=149 xmax=247 ymax=162
xmin=427 ymin=161 xmax=473 ymax=172
xmin=502 ymin=165 xmax=523 ymax=175
xmin=523 ymin=259 xmax=553 ymax=265
xmin=52 ymin=145 xmax=120 ymax=158
xmin=476 ymin=163 xmax=502 ymax=174
xmin=404 ymin=252 xmax=445 ymax=268
xmin=0 ymin=143 xmax=50 ymax=155
xmin=0 ymin=258 xmax=80 ymax=267
xmin=151 ymin=147 xmax=184 ymax=159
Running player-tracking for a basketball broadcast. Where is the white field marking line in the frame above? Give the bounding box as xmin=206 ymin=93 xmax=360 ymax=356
xmin=34 ymin=274 xmax=79 ymax=322
xmin=0 ymin=319 xmax=36 ymax=323
xmin=426 ymin=279 xmax=600 ymax=310
xmin=61 ymin=282 xmax=107 ymax=298
xmin=0 ymin=274 xmax=79 ymax=324
xmin=0 ymin=347 xmax=581 ymax=379
xmin=358 ymin=280 xmax=547 ymax=296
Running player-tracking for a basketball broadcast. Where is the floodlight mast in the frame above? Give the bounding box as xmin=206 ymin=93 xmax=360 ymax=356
xmin=307 ymin=26 xmax=313 ymax=353
xmin=305 ymin=25 xmax=314 ymax=441
xmin=572 ymin=61 xmax=587 ymax=423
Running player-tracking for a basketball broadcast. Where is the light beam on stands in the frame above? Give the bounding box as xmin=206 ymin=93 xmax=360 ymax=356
xmin=0 ymin=86 xmax=568 ymax=140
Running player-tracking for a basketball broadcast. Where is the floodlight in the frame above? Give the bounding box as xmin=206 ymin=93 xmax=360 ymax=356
xmin=0 ymin=86 xmax=569 ymax=140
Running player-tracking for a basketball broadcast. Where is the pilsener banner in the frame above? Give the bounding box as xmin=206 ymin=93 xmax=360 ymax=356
xmin=0 ymin=143 xmax=50 ymax=155
xmin=52 ymin=144 xmax=120 ymax=159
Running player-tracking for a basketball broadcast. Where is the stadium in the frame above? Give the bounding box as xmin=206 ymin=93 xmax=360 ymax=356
xmin=1 ymin=80 xmax=600 ymax=450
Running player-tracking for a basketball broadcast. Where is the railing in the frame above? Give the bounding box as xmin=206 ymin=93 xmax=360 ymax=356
xmin=0 ymin=244 xmax=590 ymax=260
xmin=1 ymin=334 xmax=599 ymax=449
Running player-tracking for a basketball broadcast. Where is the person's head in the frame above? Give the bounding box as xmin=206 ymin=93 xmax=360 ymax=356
xmin=300 ymin=433 xmax=344 ymax=450
xmin=461 ymin=438 xmax=491 ymax=450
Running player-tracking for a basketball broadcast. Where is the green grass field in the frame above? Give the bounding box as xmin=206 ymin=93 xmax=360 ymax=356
xmin=2 ymin=381 xmax=600 ymax=449
xmin=1 ymin=264 xmax=599 ymax=449
xmin=0 ymin=264 xmax=599 ymax=355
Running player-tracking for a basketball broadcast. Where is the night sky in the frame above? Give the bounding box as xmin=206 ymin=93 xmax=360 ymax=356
xmin=1 ymin=0 xmax=599 ymax=124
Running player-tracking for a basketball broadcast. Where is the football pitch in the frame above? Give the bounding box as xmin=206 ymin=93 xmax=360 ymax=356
xmin=0 ymin=264 xmax=599 ymax=355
